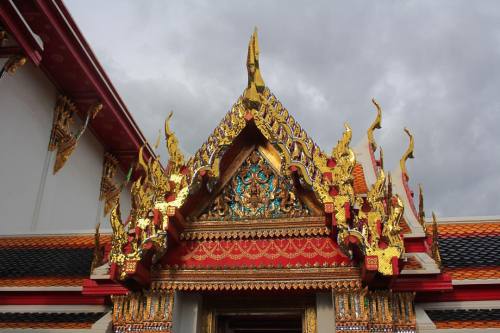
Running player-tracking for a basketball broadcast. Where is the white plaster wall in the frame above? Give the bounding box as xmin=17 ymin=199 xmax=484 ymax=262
xmin=0 ymin=62 xmax=116 ymax=233
xmin=0 ymin=62 xmax=57 ymax=234
xmin=172 ymin=292 xmax=202 ymax=333
xmin=316 ymin=292 xmax=335 ymax=333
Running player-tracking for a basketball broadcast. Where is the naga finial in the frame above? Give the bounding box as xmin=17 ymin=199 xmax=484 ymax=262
xmin=368 ymin=98 xmax=382 ymax=151
xmin=165 ymin=111 xmax=185 ymax=173
xmin=400 ymin=127 xmax=414 ymax=181
xmin=244 ymin=28 xmax=265 ymax=107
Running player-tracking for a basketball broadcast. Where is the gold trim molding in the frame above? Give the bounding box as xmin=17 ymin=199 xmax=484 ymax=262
xmin=152 ymin=267 xmax=361 ymax=291
xmin=182 ymin=216 xmax=328 ymax=240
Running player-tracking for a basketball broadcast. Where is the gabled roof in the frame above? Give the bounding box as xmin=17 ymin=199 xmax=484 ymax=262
xmin=185 ymin=30 xmax=329 ymax=204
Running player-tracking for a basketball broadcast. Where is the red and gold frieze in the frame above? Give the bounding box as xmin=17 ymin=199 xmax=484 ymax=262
xmin=161 ymin=236 xmax=351 ymax=269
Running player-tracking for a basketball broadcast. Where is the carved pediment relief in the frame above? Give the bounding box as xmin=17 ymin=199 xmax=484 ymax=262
xmin=195 ymin=150 xmax=310 ymax=221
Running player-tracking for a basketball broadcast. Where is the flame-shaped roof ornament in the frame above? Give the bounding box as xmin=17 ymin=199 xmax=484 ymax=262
xmin=244 ymin=28 xmax=265 ymax=108
xmin=400 ymin=127 xmax=414 ymax=181
xmin=367 ymin=98 xmax=382 ymax=152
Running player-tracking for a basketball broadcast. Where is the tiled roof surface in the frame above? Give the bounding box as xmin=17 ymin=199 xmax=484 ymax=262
xmin=352 ymin=163 xmax=368 ymax=194
xmin=0 ymin=248 xmax=94 ymax=277
xmin=0 ymin=312 xmax=106 ymax=329
xmin=439 ymin=236 xmax=500 ymax=268
xmin=427 ymin=309 xmax=500 ymax=329
xmin=442 ymin=267 xmax=500 ymax=280
xmin=437 ymin=223 xmax=500 ymax=237
xmin=0 ymin=235 xmax=111 ymax=287
xmin=0 ymin=277 xmax=86 ymax=287
xmin=436 ymin=223 xmax=500 ymax=280
xmin=0 ymin=235 xmax=111 ymax=248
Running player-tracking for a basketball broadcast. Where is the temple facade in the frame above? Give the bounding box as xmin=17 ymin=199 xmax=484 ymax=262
xmin=1 ymin=2 xmax=499 ymax=332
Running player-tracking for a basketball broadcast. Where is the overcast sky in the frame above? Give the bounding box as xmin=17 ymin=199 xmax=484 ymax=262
xmin=65 ymin=0 xmax=500 ymax=218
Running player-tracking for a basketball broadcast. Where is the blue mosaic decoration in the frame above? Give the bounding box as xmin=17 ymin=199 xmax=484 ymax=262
xmin=198 ymin=150 xmax=310 ymax=220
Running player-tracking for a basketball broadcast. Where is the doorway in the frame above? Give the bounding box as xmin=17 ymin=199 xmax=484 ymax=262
xmin=201 ymin=294 xmax=316 ymax=333
xmin=216 ymin=313 xmax=302 ymax=333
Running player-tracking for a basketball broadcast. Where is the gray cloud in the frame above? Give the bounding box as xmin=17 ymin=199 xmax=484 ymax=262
xmin=65 ymin=0 xmax=500 ymax=217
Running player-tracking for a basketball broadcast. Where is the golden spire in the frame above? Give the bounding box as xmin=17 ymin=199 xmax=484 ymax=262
xmin=367 ymin=98 xmax=382 ymax=151
xmin=243 ymin=28 xmax=265 ymax=108
xmin=399 ymin=127 xmax=414 ymax=181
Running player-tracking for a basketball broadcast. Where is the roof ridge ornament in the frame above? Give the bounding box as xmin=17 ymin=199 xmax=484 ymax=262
xmin=165 ymin=111 xmax=185 ymax=174
xmin=367 ymin=98 xmax=382 ymax=152
xmin=243 ymin=28 xmax=265 ymax=109
xmin=400 ymin=127 xmax=414 ymax=181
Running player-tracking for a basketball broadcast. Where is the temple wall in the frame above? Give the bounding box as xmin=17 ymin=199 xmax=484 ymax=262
xmin=317 ymin=292 xmax=335 ymax=333
xmin=171 ymin=292 xmax=202 ymax=333
xmin=0 ymin=62 xmax=128 ymax=234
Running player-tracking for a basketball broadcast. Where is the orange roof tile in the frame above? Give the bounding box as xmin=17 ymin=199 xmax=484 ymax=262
xmin=0 ymin=277 xmax=85 ymax=287
xmin=437 ymin=223 xmax=500 ymax=237
xmin=353 ymin=163 xmax=368 ymax=194
xmin=0 ymin=234 xmax=111 ymax=249
xmin=0 ymin=322 xmax=93 ymax=329
xmin=443 ymin=267 xmax=500 ymax=280
xmin=435 ymin=320 xmax=500 ymax=329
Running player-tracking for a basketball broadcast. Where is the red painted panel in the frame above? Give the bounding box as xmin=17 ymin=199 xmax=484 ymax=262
xmin=416 ymin=284 xmax=500 ymax=302
xmin=162 ymin=237 xmax=352 ymax=268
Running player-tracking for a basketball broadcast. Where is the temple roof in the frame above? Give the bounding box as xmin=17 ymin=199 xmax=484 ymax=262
xmin=426 ymin=309 xmax=500 ymax=329
xmin=432 ymin=219 xmax=500 ymax=282
xmin=184 ymin=30 xmax=330 ymax=205
xmin=0 ymin=234 xmax=110 ymax=287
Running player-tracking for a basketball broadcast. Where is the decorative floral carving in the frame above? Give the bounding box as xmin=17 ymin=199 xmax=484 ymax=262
xmin=198 ymin=150 xmax=309 ymax=221
xmin=1 ymin=55 xmax=26 ymax=78
xmin=112 ymin=290 xmax=174 ymax=333
xmin=99 ymin=153 xmax=120 ymax=216
xmin=48 ymin=96 xmax=102 ymax=173
xmin=335 ymin=290 xmax=416 ymax=333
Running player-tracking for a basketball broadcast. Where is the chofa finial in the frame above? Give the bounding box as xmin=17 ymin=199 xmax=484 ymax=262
xmin=400 ymin=127 xmax=414 ymax=181
xmin=367 ymin=98 xmax=382 ymax=151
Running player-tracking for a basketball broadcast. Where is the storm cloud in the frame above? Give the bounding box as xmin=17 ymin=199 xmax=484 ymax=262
xmin=64 ymin=0 xmax=500 ymax=217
